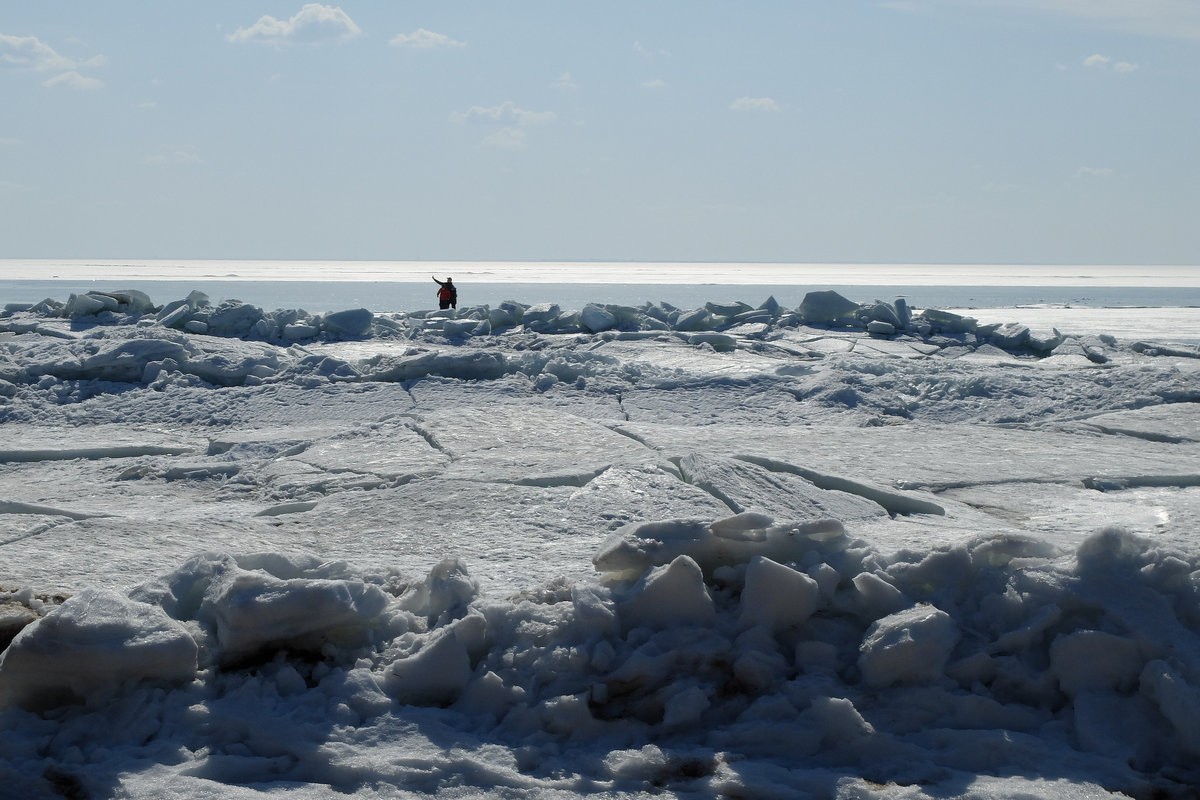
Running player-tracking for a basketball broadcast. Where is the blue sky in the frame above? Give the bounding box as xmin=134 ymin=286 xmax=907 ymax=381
xmin=2 ymin=1 xmax=1198 ymax=264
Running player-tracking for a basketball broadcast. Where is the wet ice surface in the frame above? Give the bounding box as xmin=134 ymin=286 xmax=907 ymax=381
xmin=1 ymin=289 xmax=1199 ymax=799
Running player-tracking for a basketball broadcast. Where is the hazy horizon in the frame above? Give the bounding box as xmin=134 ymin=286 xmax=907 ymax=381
xmin=5 ymin=259 xmax=1200 ymax=287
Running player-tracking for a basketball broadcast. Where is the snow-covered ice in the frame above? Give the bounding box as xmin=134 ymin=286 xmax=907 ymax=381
xmin=1 ymin=288 xmax=1199 ymax=798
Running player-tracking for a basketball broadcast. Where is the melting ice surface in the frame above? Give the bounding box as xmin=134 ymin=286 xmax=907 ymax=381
xmin=1 ymin=287 xmax=1200 ymax=799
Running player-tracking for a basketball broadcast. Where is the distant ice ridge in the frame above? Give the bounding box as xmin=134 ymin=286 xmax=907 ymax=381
xmin=2 ymin=512 xmax=1199 ymax=797
xmin=7 ymin=286 xmax=1193 ymax=353
xmin=1 ymin=288 xmax=1196 ymax=394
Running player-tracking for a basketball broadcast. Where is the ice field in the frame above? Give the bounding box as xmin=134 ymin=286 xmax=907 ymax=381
xmin=1 ymin=285 xmax=1200 ymax=799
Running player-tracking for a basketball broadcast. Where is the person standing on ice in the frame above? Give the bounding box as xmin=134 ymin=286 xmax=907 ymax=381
xmin=433 ymin=276 xmax=457 ymax=310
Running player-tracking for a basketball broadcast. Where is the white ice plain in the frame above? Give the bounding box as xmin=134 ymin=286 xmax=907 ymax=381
xmin=1 ymin=288 xmax=1199 ymax=799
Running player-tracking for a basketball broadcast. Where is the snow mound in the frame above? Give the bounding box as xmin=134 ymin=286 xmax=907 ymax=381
xmin=858 ymin=603 xmax=960 ymax=688
xmin=131 ymin=552 xmax=395 ymax=668
xmin=0 ymin=587 xmax=197 ymax=709
xmin=2 ymin=510 xmax=1199 ymax=795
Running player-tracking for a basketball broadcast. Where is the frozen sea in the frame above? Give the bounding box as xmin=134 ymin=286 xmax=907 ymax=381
xmin=1 ymin=261 xmax=1200 ymax=799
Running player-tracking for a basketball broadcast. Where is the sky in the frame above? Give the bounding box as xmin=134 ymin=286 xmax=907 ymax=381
xmin=2 ymin=1 xmax=1199 ymax=265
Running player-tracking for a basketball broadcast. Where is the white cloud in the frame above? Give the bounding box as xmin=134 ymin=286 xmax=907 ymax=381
xmin=1077 ymin=166 xmax=1114 ymax=177
xmin=551 ymin=72 xmax=577 ymax=90
xmin=1083 ymin=53 xmax=1139 ymax=72
xmin=452 ymin=102 xmax=555 ymax=150
xmin=730 ymin=97 xmax=781 ymax=112
xmin=451 ymin=101 xmax=556 ymax=127
xmin=42 ymin=71 xmax=103 ymax=90
xmin=143 ymin=146 xmax=201 ymax=167
xmin=0 ymin=33 xmax=75 ymax=71
xmin=227 ymin=4 xmax=361 ymax=46
xmin=1 ymin=32 xmax=104 ymax=89
xmin=482 ymin=128 xmax=527 ymax=150
xmin=641 ymin=78 xmax=667 ymax=89
xmin=390 ymin=29 xmax=465 ymax=49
